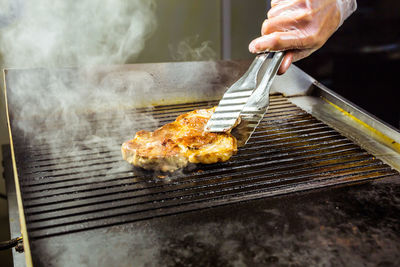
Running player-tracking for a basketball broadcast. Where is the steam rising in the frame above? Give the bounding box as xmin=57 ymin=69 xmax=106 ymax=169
xmin=169 ymin=35 xmax=217 ymax=61
xmin=1 ymin=0 xmax=221 ymax=177
xmin=0 ymin=0 xmax=157 ymax=67
xmin=0 ymin=0 xmax=158 ymax=174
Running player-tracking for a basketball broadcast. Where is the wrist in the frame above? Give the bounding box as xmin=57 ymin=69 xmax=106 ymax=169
xmin=336 ymin=0 xmax=357 ymax=26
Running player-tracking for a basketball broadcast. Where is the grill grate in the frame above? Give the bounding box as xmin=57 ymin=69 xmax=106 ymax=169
xmin=11 ymin=95 xmax=398 ymax=240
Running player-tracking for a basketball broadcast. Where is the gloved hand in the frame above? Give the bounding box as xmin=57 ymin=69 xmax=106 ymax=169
xmin=249 ymin=0 xmax=357 ymax=74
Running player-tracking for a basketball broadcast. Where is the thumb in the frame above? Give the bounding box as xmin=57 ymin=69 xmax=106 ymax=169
xmin=278 ymin=52 xmax=294 ymax=75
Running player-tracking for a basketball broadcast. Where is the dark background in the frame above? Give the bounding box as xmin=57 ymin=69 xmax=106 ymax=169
xmin=296 ymin=0 xmax=400 ymax=129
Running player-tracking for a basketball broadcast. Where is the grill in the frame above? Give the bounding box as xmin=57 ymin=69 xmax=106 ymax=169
xmin=4 ymin=62 xmax=400 ymax=266
xmin=13 ymin=95 xmax=398 ymax=241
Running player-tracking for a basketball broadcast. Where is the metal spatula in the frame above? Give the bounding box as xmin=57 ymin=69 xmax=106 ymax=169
xmin=205 ymin=52 xmax=285 ymax=146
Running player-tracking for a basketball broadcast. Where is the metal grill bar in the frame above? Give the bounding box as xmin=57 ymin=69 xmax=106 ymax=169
xmin=9 ymin=95 xmax=398 ymax=240
xmin=21 ymin=139 xmax=353 ymax=192
xmin=25 ymin=161 xmax=390 ymax=224
xmin=17 ymin=113 xmax=320 ymax=167
xmin=23 ymin=155 xmax=379 ymax=215
xmin=19 ymin=125 xmax=336 ymax=176
xmin=14 ymin=100 xmax=303 ymax=152
xmin=22 ymin=145 xmax=363 ymax=200
xmin=18 ymin=130 xmax=345 ymax=187
xmin=25 ymin=165 xmax=391 ymax=226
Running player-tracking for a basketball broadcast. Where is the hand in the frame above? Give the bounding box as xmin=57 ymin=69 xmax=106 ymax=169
xmin=249 ymin=0 xmax=357 ymax=74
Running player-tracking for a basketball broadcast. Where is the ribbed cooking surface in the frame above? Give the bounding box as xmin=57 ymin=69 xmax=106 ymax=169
xmin=11 ymin=95 xmax=398 ymax=240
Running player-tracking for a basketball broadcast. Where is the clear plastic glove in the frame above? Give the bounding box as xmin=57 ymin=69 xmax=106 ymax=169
xmin=249 ymin=0 xmax=357 ymax=74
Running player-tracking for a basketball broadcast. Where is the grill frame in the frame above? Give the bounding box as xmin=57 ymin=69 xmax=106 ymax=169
xmin=3 ymin=62 xmax=400 ymax=266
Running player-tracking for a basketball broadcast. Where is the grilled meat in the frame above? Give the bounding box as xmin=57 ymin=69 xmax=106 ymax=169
xmin=121 ymin=107 xmax=238 ymax=172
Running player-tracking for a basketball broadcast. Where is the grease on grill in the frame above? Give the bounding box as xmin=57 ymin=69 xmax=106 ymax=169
xmin=11 ymin=95 xmax=399 ymax=240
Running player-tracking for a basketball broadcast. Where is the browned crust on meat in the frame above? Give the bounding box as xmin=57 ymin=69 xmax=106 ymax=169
xmin=121 ymin=107 xmax=238 ymax=172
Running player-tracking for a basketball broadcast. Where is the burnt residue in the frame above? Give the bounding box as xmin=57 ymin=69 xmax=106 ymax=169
xmin=30 ymin=179 xmax=400 ymax=266
xmin=155 ymin=181 xmax=400 ymax=267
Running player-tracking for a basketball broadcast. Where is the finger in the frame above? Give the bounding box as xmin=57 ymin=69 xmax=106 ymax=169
xmin=270 ymin=0 xmax=280 ymax=8
xmin=270 ymin=0 xmax=294 ymax=9
xmin=292 ymin=48 xmax=318 ymax=62
xmin=261 ymin=15 xmax=301 ymax=36
xmin=249 ymin=31 xmax=309 ymax=53
xmin=268 ymin=0 xmax=303 ymax=18
xmin=277 ymin=51 xmax=294 ymax=75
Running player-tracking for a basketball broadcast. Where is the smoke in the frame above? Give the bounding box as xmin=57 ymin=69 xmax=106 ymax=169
xmin=169 ymin=35 xmax=217 ymax=61
xmin=0 ymin=0 xmax=159 ymax=175
xmin=0 ymin=0 xmax=157 ymax=67
xmin=0 ymin=1 xmax=223 ymax=178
